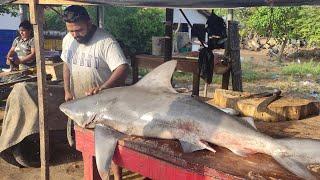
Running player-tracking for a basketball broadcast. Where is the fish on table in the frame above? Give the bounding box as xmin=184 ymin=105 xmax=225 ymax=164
xmin=60 ymin=60 xmax=320 ymax=180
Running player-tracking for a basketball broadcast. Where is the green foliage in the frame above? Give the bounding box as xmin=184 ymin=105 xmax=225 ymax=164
xmin=281 ymin=61 xmax=320 ymax=76
xmin=235 ymin=7 xmax=320 ymax=46
xmin=44 ymin=7 xmax=65 ymax=31
xmin=241 ymin=61 xmax=273 ymax=82
xmin=295 ymin=8 xmax=320 ymax=46
xmin=103 ymin=7 xmax=165 ymax=54
xmin=173 ymin=72 xmax=193 ymax=83
xmin=0 ymin=5 xmax=18 ymax=16
xmin=44 ymin=6 xmax=165 ymax=54
xmin=245 ymin=7 xmax=300 ymax=41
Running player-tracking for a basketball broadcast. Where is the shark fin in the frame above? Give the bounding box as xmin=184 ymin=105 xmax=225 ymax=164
xmin=134 ymin=60 xmax=178 ymax=93
xmin=179 ymin=139 xmax=216 ymax=153
xmin=94 ymin=124 xmax=125 ymax=179
xmin=219 ymin=107 xmax=240 ymax=116
xmin=240 ymin=116 xmax=257 ymax=130
xmin=229 ymin=148 xmax=249 ymax=157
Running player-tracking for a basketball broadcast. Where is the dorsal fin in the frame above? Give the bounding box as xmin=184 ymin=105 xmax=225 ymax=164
xmin=134 ymin=60 xmax=178 ymax=93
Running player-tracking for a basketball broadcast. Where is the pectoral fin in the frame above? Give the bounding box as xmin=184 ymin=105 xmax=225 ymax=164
xmin=179 ymin=138 xmax=216 ymax=153
xmin=94 ymin=124 xmax=125 ymax=180
xmin=240 ymin=116 xmax=257 ymax=130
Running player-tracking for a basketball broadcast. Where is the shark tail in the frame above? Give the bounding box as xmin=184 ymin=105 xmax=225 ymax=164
xmin=272 ymin=138 xmax=320 ymax=180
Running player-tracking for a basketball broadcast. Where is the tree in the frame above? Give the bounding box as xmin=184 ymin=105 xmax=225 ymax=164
xmin=245 ymin=7 xmax=301 ymax=62
xmin=0 ymin=5 xmax=18 ymax=16
xmin=44 ymin=6 xmax=165 ymax=54
xmin=44 ymin=7 xmax=65 ymax=31
xmin=102 ymin=7 xmax=165 ymax=54
xmin=296 ymin=7 xmax=320 ymax=46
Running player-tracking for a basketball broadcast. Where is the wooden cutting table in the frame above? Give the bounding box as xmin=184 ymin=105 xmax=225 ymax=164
xmin=74 ymin=115 xmax=320 ymax=180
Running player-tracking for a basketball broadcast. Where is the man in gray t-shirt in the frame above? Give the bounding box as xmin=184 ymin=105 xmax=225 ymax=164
xmin=61 ymin=5 xmax=128 ymax=180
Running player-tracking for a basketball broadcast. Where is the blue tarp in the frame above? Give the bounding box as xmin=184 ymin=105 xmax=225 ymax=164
xmin=0 ymin=29 xmax=16 ymax=68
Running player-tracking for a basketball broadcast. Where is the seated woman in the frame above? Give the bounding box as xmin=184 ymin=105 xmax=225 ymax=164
xmin=6 ymin=20 xmax=36 ymax=71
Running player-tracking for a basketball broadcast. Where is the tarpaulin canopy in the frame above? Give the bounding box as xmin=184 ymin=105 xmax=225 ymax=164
xmin=2 ymin=0 xmax=320 ymax=7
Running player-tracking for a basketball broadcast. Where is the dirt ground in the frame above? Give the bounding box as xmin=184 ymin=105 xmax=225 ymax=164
xmin=201 ymin=49 xmax=320 ymax=101
xmin=0 ymin=141 xmax=144 ymax=180
xmin=0 ymin=49 xmax=319 ymax=180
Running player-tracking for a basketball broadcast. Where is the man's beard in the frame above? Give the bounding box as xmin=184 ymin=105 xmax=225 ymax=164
xmin=75 ymin=25 xmax=97 ymax=44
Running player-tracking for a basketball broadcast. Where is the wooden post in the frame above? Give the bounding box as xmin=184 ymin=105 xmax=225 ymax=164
xmin=29 ymin=1 xmax=49 ymax=180
xmin=192 ymin=71 xmax=200 ymax=96
xmin=227 ymin=9 xmax=234 ymax=21
xmin=221 ymin=70 xmax=230 ymax=90
xmin=222 ymin=20 xmax=231 ymax=90
xmin=229 ymin=21 xmax=242 ymax=91
xmin=164 ymin=8 xmax=173 ymax=61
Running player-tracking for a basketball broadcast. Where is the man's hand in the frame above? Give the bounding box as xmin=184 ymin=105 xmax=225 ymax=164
xmin=13 ymin=57 xmax=21 ymax=65
xmin=85 ymin=86 xmax=101 ymax=96
xmin=6 ymin=57 xmax=12 ymax=65
xmin=65 ymin=91 xmax=74 ymax=101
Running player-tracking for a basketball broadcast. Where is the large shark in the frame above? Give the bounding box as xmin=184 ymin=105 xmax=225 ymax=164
xmin=60 ymin=60 xmax=320 ymax=180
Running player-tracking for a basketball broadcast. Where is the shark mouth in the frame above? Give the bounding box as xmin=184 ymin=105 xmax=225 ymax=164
xmin=83 ymin=114 xmax=97 ymax=128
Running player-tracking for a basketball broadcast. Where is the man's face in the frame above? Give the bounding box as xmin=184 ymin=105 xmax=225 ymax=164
xmin=19 ymin=27 xmax=31 ymax=40
xmin=66 ymin=21 xmax=90 ymax=43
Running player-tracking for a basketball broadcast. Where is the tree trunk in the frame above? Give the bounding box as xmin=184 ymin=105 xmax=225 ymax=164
xmin=277 ymin=37 xmax=288 ymax=62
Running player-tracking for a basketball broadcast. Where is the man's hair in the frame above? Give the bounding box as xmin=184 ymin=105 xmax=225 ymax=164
xmin=19 ymin=20 xmax=33 ymax=30
xmin=63 ymin=5 xmax=90 ymax=23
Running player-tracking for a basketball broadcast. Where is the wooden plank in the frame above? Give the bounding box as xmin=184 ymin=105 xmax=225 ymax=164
xmin=0 ymin=76 xmax=37 ymax=88
xmin=212 ymin=89 xmax=320 ymax=122
xmin=14 ymin=0 xmax=93 ymax=5
xmin=256 ymin=115 xmax=320 ymax=139
xmin=134 ymin=55 xmax=198 ymax=73
xmin=74 ymin=126 xmax=320 ymax=180
xmin=75 ymin=127 xmax=243 ymax=180
xmin=164 ymin=9 xmax=173 ymax=61
xmin=29 ymin=1 xmax=50 ymax=179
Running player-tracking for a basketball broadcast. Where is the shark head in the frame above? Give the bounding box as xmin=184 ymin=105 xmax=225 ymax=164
xmin=59 ymin=91 xmax=119 ymax=127
xmin=60 ymin=96 xmax=100 ymax=127
xmin=60 ymin=60 xmax=178 ymax=128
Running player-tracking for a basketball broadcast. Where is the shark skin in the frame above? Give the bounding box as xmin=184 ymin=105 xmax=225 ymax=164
xmin=60 ymin=60 xmax=320 ymax=180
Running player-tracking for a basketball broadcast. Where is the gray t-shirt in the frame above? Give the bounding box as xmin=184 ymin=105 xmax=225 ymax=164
xmin=12 ymin=37 xmax=36 ymax=68
xmin=60 ymin=28 xmax=128 ymax=98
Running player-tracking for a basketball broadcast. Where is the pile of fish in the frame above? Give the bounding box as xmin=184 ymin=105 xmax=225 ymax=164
xmin=60 ymin=60 xmax=320 ymax=180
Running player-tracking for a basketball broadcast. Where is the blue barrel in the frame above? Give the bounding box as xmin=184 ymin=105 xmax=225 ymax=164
xmin=0 ymin=30 xmax=18 ymax=68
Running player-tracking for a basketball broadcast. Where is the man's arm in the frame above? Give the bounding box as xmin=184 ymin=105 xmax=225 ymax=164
xmin=85 ymin=64 xmax=129 ymax=96
xmin=6 ymin=46 xmax=16 ymax=65
xmin=63 ymin=63 xmax=74 ymax=101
